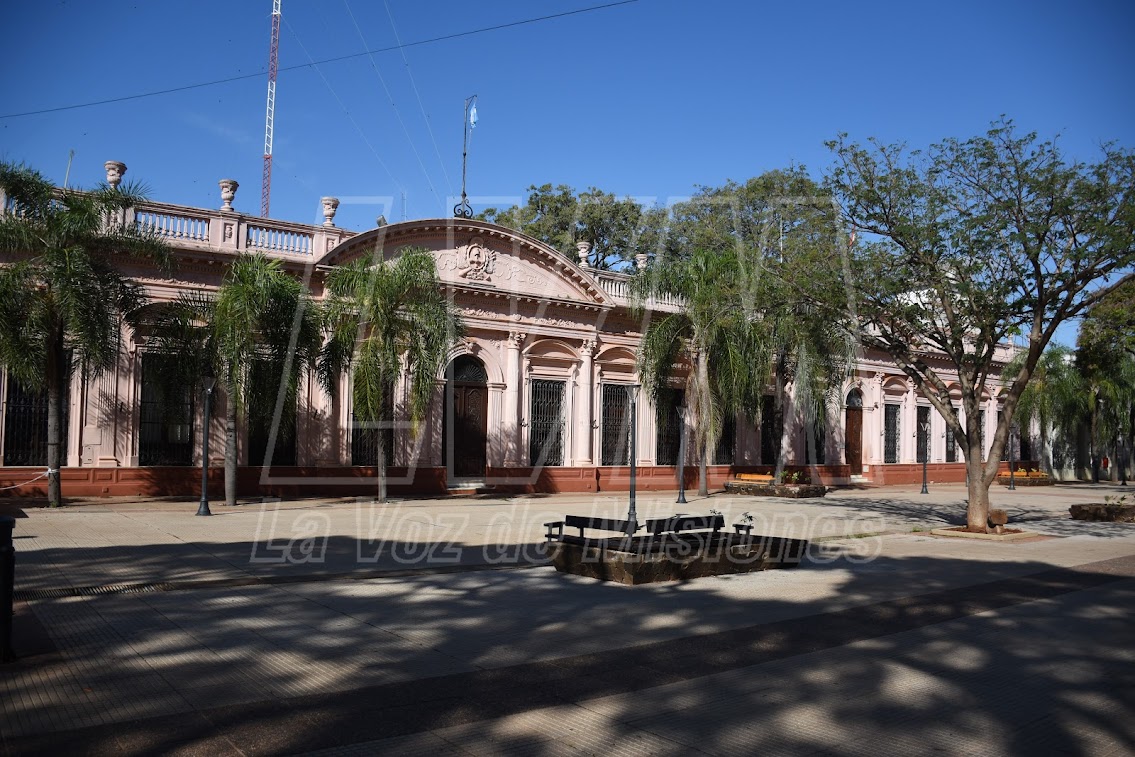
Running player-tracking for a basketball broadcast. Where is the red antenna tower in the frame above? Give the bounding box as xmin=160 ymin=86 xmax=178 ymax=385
xmin=260 ymin=0 xmax=281 ymax=217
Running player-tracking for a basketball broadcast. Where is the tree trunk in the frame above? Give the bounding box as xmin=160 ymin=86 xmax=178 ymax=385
xmin=697 ymin=348 xmax=710 ymax=496
xmin=964 ymin=429 xmax=990 ymax=532
xmin=1089 ymin=390 xmax=1099 ymax=483
xmin=225 ymin=387 xmax=238 ymax=506
xmin=377 ymin=431 xmax=388 ymax=503
xmin=45 ymin=331 xmax=64 ymax=508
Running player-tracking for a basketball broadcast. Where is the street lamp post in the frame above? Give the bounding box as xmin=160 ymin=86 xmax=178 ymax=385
xmin=676 ymin=405 xmax=688 ymax=505
xmin=196 ymin=377 xmax=216 ymax=517
xmin=1008 ymin=423 xmax=1018 ymax=491
xmin=626 ymin=385 xmax=640 ymax=537
xmin=920 ymin=420 xmax=930 ymax=494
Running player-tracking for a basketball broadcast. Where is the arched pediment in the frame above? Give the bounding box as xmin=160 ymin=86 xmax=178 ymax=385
xmin=320 ymin=219 xmax=612 ymax=309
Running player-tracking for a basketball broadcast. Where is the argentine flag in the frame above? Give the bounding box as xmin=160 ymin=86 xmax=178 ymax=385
xmin=469 ymin=102 xmax=478 ymax=129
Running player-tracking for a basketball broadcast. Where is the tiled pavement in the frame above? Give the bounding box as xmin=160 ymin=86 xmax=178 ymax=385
xmin=1 ymin=484 xmax=1134 ymax=755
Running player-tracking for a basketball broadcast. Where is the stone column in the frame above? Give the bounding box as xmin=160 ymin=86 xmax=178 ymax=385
xmin=904 ymin=378 xmax=918 ymax=463
xmin=575 ymin=340 xmax=594 ymax=465
xmin=503 ymin=332 xmax=525 ymax=466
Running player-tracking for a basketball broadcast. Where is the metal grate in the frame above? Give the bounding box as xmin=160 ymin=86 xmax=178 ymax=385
xmin=3 ymin=374 xmax=69 ymax=466
xmin=139 ymin=355 xmax=194 ymax=466
xmin=715 ymin=413 xmax=736 ymax=465
xmin=655 ymin=388 xmax=684 ymax=465
xmin=247 ymin=361 xmax=297 ymax=467
xmin=807 ymin=416 xmax=826 ymax=465
xmin=946 ymin=408 xmax=957 ymax=463
xmin=917 ymin=406 xmax=930 ymax=463
xmin=884 ymin=403 xmax=900 ymax=464
xmin=351 ymin=392 xmax=394 ymax=467
xmin=600 ymin=384 xmax=632 ymax=466
xmin=760 ymin=395 xmax=782 ymax=465
xmin=529 ymin=379 xmax=565 ymax=467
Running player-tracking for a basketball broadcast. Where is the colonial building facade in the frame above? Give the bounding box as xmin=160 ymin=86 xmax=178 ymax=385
xmin=0 ymin=167 xmax=1022 ymax=498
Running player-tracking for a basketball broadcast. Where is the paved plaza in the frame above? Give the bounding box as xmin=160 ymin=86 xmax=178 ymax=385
xmin=1 ymin=483 xmax=1134 ymax=755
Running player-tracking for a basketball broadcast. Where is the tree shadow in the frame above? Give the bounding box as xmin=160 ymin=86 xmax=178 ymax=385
xmin=2 ymin=528 xmax=1132 ymax=755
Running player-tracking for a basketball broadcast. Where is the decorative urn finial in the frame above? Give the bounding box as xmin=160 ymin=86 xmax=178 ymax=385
xmin=218 ymin=179 xmax=239 ymax=212
xmin=321 ymin=197 xmax=340 ymax=227
xmin=576 ymin=240 xmax=592 ymax=269
xmin=104 ymin=161 xmax=126 ymax=190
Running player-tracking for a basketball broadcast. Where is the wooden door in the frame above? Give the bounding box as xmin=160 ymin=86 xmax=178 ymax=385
xmin=453 ymin=384 xmax=487 ymax=477
xmin=845 ymin=407 xmax=863 ymax=475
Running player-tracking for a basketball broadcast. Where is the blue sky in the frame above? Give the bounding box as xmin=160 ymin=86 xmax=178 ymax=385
xmin=2 ymin=0 xmax=1133 ymax=344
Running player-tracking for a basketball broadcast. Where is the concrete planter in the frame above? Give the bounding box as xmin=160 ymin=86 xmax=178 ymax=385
xmin=723 ymin=481 xmax=828 ymax=498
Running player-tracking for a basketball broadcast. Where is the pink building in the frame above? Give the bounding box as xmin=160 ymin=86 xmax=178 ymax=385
xmin=0 ymin=166 xmax=1022 ymax=498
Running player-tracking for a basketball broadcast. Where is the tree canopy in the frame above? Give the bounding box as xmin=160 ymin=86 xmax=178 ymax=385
xmin=816 ymin=119 xmax=1135 ymax=528
xmin=478 ymin=184 xmax=666 ymax=270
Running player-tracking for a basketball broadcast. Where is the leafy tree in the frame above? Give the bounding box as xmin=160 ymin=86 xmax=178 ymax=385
xmin=0 ymin=162 xmax=169 ymax=506
xmin=479 ymin=184 xmax=666 ymax=270
xmin=146 ymin=253 xmax=321 ymax=506
xmin=320 ymin=247 xmax=463 ymax=501
xmin=1078 ymin=279 xmax=1135 ymax=360
xmin=821 ymin=120 xmax=1135 ymax=530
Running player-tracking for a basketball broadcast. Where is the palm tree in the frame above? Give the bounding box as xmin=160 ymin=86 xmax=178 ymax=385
xmin=320 ymin=247 xmax=463 ymax=502
xmin=0 ymin=162 xmax=169 ymax=506
xmin=1006 ymin=344 xmax=1085 ymax=476
xmin=147 ymin=253 xmax=321 ymax=505
xmin=632 ymin=246 xmax=767 ymax=496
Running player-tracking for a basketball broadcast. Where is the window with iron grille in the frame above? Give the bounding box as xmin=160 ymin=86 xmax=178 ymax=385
xmin=600 ymin=384 xmax=632 ymax=466
xmin=978 ymin=409 xmax=985 ymax=461
xmin=139 ymin=354 xmax=194 ymax=466
xmin=1019 ymin=432 xmax=1033 ymax=461
xmin=917 ymin=406 xmax=930 ymax=463
xmin=247 ymin=361 xmax=297 ymax=467
xmin=807 ymin=416 xmax=826 ymax=465
xmin=655 ymin=388 xmax=684 ymax=466
xmin=997 ymin=410 xmax=1006 ymax=461
xmin=529 ymin=379 xmax=565 ymax=467
xmin=2 ymin=373 xmax=69 ymax=466
xmin=946 ymin=406 xmax=958 ymax=462
xmin=351 ymin=390 xmax=394 ymax=467
xmin=714 ymin=413 xmax=736 ymax=465
xmin=760 ymin=396 xmax=781 ymax=465
xmin=884 ymin=403 xmax=900 ymax=464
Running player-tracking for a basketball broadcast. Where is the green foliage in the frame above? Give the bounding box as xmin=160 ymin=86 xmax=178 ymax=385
xmin=818 ymin=119 xmax=1135 ymax=522
xmin=478 ymin=184 xmax=666 ymax=270
xmin=0 ymin=161 xmax=170 ymax=505
xmin=320 ymin=246 xmax=463 ymax=432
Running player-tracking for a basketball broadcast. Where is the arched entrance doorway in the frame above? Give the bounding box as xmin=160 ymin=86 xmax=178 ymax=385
xmin=845 ymin=388 xmax=864 ymax=475
xmin=444 ymin=355 xmax=488 ymax=480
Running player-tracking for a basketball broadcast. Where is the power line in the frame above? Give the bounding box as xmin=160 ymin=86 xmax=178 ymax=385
xmin=385 ymin=0 xmax=454 ymax=197
xmin=0 ymin=1 xmax=639 ymax=120
xmin=342 ymin=0 xmax=444 ymax=212
xmin=282 ymin=15 xmax=404 ymax=192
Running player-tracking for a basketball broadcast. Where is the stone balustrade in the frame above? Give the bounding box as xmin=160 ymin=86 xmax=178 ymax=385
xmin=593 ymin=269 xmax=684 ymax=312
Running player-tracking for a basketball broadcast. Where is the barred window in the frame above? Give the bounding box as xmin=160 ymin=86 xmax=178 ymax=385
xmin=917 ymin=406 xmax=930 ymax=463
xmin=3 ymin=374 xmax=69 ymax=466
xmin=946 ymin=408 xmax=958 ymax=463
xmin=807 ymin=416 xmax=826 ymax=465
xmin=529 ymin=379 xmax=565 ymax=467
xmin=247 ymin=361 xmax=297 ymax=467
xmin=884 ymin=403 xmax=900 ymax=464
xmin=760 ymin=396 xmax=781 ymax=465
xmin=139 ymin=354 xmax=194 ymax=466
xmin=600 ymin=384 xmax=632 ymax=466
xmin=714 ymin=414 xmax=736 ymax=465
xmin=655 ymin=388 xmax=684 ymax=466
xmin=351 ymin=390 xmax=394 ymax=467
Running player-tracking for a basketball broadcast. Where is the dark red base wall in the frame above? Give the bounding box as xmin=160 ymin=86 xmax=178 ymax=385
xmin=0 ymin=463 xmax=850 ymax=498
xmin=864 ymin=461 xmax=1036 ymax=486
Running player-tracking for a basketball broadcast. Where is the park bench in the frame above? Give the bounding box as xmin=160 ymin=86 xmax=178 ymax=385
xmin=643 ymin=514 xmax=724 ymax=537
xmin=734 ymin=473 xmax=774 ymax=484
xmin=544 ymin=515 xmax=640 ymax=545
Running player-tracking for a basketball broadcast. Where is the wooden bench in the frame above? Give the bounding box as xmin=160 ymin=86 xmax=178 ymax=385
xmin=544 ymin=515 xmax=640 ymax=545
xmin=643 ymin=514 xmax=724 ymax=536
xmin=734 ymin=473 xmax=774 ymax=484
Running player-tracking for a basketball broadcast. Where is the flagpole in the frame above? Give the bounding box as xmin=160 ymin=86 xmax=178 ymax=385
xmin=455 ymin=94 xmax=477 ymax=218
